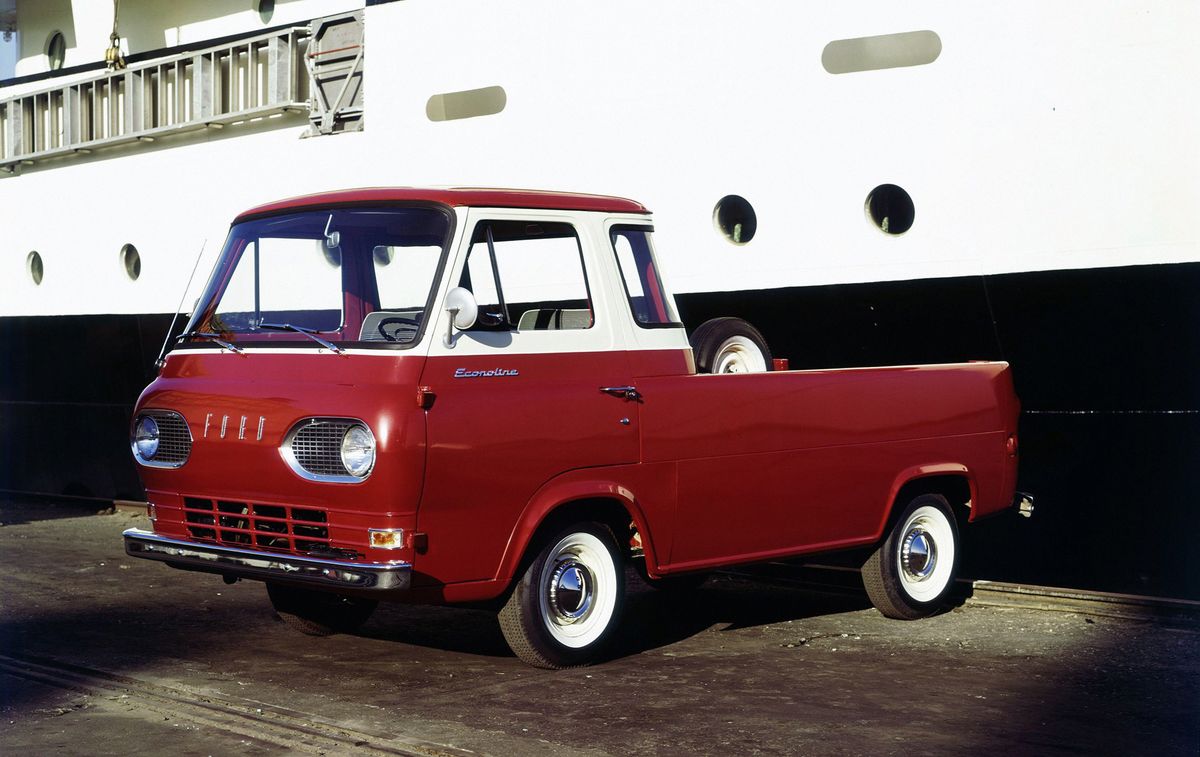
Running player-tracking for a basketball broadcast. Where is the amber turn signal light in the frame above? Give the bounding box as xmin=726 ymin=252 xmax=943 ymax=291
xmin=368 ymin=528 xmax=405 ymax=550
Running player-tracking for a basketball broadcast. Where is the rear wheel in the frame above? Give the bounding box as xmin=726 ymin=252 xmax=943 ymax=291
xmin=862 ymin=494 xmax=960 ymax=619
xmin=689 ymin=317 xmax=772 ymax=373
xmin=266 ymin=583 xmax=378 ymax=636
xmin=498 ymin=523 xmax=625 ymax=669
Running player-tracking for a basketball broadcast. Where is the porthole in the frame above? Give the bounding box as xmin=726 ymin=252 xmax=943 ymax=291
xmin=822 ymin=31 xmax=942 ymax=75
xmin=713 ymin=195 xmax=757 ymax=245
xmin=121 ymin=244 xmax=141 ymax=281
xmin=46 ymin=31 xmax=66 ymax=71
xmin=27 ymin=251 xmax=44 ymax=285
xmin=255 ymin=0 xmax=275 ymax=24
xmin=426 ymin=86 xmax=507 ymax=122
xmin=865 ymin=184 xmax=915 ymax=235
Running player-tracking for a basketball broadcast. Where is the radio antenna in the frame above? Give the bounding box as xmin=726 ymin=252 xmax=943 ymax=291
xmin=155 ymin=240 xmax=207 ymax=370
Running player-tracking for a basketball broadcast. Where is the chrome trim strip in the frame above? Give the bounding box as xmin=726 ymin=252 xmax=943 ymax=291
xmin=123 ymin=529 xmax=411 ymax=591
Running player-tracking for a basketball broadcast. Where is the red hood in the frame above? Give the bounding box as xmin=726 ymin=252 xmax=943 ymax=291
xmin=135 ymin=350 xmax=427 ymax=516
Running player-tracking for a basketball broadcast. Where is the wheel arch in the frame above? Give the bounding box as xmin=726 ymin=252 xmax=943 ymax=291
xmin=495 ymin=478 xmax=656 ymax=587
xmin=880 ymin=464 xmax=976 ymax=536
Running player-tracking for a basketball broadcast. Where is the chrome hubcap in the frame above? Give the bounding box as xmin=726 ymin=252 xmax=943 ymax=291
xmin=714 ymin=337 xmax=767 ymax=373
xmin=901 ymin=527 xmax=937 ymax=581
xmin=548 ymin=559 xmax=594 ymax=623
xmin=718 ymin=350 xmax=751 ymax=373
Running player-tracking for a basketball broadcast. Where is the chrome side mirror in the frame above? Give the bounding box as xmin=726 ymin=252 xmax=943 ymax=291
xmin=444 ymin=287 xmax=478 ymax=345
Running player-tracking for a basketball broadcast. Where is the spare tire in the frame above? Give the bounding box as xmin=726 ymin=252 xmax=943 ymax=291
xmin=689 ymin=317 xmax=772 ymax=373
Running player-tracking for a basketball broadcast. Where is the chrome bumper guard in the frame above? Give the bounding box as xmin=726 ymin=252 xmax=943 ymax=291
xmin=1015 ymin=491 xmax=1035 ymax=518
xmin=123 ymin=529 xmax=411 ymax=591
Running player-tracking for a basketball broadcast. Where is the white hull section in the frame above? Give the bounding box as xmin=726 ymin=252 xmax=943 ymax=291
xmin=2 ymin=1 xmax=1199 ymax=602
xmin=2 ymin=0 xmax=1198 ymax=318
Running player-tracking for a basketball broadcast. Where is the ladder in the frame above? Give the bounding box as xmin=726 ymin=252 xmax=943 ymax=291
xmin=0 ymin=11 xmax=365 ymax=175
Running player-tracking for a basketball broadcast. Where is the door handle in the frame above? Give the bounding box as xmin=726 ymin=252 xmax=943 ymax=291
xmin=600 ymin=385 xmax=642 ymax=402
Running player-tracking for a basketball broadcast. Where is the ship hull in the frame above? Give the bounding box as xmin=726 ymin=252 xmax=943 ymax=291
xmin=4 ymin=259 xmax=1197 ymax=598
xmin=1 ymin=0 xmax=1197 ymax=599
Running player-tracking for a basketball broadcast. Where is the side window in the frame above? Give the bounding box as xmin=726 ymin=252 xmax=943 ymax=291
xmin=457 ymin=220 xmax=593 ymax=330
xmin=610 ymin=226 xmax=679 ymax=327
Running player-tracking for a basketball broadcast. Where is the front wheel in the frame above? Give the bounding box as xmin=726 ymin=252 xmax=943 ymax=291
xmin=266 ymin=583 xmax=378 ymax=636
xmin=498 ymin=523 xmax=625 ymax=669
xmin=862 ymin=494 xmax=960 ymax=619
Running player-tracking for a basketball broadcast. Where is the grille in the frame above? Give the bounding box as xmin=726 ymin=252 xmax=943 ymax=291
xmin=140 ymin=410 xmax=192 ymax=466
xmin=182 ymin=497 xmax=335 ymax=554
xmin=289 ymin=419 xmax=355 ymax=477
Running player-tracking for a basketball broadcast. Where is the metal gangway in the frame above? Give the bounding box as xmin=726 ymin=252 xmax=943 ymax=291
xmin=0 ymin=12 xmax=362 ymax=175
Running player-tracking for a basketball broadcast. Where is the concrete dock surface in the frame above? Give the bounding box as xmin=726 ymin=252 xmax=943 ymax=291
xmin=1 ymin=499 xmax=1197 ymax=756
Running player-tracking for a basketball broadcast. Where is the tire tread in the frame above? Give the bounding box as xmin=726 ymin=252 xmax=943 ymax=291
xmin=862 ymin=493 xmax=958 ymax=620
xmin=267 ymin=584 xmax=377 ymax=637
xmin=688 ymin=317 xmax=772 ymax=373
xmin=497 ymin=522 xmax=623 ymax=669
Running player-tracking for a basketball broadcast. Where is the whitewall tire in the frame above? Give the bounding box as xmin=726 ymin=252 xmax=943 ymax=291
xmin=499 ymin=523 xmax=625 ymax=668
xmin=863 ymin=494 xmax=960 ymax=619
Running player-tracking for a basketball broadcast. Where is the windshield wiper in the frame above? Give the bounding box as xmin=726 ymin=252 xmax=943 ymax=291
xmin=175 ymin=330 xmax=244 ymax=354
xmin=256 ymin=322 xmax=345 ymax=354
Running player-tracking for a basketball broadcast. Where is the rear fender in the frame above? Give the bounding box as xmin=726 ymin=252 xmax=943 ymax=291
xmin=879 ymin=463 xmax=978 ymax=535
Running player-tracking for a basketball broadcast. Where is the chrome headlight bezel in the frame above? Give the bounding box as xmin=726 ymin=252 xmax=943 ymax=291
xmin=130 ymin=410 xmax=192 ymax=469
xmin=281 ymin=418 xmax=375 ymax=484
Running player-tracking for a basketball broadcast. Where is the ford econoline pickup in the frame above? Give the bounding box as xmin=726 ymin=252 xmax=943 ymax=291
xmin=123 ymin=188 xmax=1022 ymax=668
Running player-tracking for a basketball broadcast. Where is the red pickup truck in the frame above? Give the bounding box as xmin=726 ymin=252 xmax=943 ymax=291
xmin=123 ymin=188 xmax=1022 ymax=668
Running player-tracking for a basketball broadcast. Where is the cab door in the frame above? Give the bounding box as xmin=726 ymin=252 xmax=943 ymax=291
xmin=415 ymin=210 xmax=640 ymax=585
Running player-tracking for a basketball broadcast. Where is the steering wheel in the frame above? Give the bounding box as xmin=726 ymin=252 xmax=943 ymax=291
xmin=377 ymin=317 xmax=421 ymax=342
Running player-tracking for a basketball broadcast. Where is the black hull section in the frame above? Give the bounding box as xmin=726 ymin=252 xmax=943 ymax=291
xmin=0 ymin=313 xmax=177 ymax=501
xmin=2 ymin=261 xmax=1198 ymax=598
xmin=676 ymin=261 xmax=1200 ymax=600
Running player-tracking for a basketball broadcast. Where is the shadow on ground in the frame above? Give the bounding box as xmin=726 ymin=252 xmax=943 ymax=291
xmin=3 ymin=507 xmax=1199 ymax=756
xmin=0 ymin=496 xmax=114 ymax=526
xmin=289 ymin=568 xmax=874 ymax=661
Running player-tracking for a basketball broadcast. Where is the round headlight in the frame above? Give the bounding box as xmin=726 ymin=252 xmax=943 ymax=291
xmin=134 ymin=416 xmax=160 ymax=460
xmin=340 ymin=424 xmax=375 ymax=478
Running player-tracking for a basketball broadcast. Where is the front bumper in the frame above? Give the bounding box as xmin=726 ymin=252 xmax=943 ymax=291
xmin=123 ymin=529 xmax=411 ymax=591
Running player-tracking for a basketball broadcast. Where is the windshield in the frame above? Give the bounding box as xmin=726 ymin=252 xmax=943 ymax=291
xmin=181 ymin=206 xmax=451 ymax=349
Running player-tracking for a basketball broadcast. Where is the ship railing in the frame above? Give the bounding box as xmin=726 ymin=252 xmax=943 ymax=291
xmin=0 ymin=25 xmax=312 ymax=174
